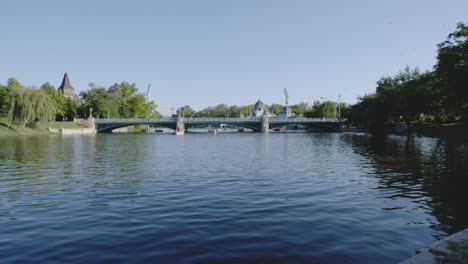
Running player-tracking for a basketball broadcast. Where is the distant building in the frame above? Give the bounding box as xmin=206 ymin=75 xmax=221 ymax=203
xmin=277 ymin=105 xmax=293 ymax=118
xmin=248 ymin=99 xmax=271 ymax=117
xmin=58 ymin=73 xmax=81 ymax=105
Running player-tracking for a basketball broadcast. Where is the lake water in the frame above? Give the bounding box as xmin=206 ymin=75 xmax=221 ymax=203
xmin=0 ymin=133 xmax=467 ymax=263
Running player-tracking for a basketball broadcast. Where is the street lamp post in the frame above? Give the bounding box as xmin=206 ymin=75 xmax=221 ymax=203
xmin=338 ymin=94 xmax=341 ymax=119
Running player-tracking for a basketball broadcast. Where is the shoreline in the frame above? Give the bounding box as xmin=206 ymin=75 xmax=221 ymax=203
xmin=0 ymin=121 xmax=90 ymax=137
xmin=0 ymin=123 xmax=52 ymax=136
xmin=2 ymin=122 xmax=467 ymax=140
xmin=399 ymin=228 xmax=468 ymax=264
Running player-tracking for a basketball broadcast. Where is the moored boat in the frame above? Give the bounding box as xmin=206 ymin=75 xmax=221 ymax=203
xmin=172 ymin=129 xmax=184 ymax=135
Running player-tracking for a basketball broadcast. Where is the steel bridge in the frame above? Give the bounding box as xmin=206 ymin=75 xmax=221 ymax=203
xmin=92 ymin=117 xmax=342 ymax=133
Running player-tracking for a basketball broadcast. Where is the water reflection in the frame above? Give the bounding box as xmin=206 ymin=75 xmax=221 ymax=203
xmin=343 ymin=134 xmax=468 ymax=235
xmin=1 ymin=133 xmax=467 ymax=263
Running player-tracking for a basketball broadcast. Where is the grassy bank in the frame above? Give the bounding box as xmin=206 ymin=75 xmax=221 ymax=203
xmin=0 ymin=121 xmax=85 ymax=136
xmin=0 ymin=123 xmax=50 ymax=136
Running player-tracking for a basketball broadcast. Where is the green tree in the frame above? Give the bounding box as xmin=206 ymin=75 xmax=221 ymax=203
xmin=41 ymin=82 xmax=67 ymax=120
xmin=337 ymin=102 xmax=349 ymax=119
xmin=347 ymin=66 xmax=437 ymax=131
xmin=435 ymin=22 xmax=468 ymax=120
xmin=79 ymin=81 xmax=161 ymax=118
xmin=64 ymin=98 xmax=78 ymax=120
xmin=176 ymin=105 xmax=197 ymax=117
xmin=0 ymin=84 xmax=10 ymax=115
xmin=7 ymin=78 xmax=23 ymax=90
xmin=108 ymin=81 xmax=139 ymax=117
xmin=269 ymin=104 xmax=284 ymax=115
xmin=239 ymin=104 xmax=253 ymax=117
xmin=303 ymin=100 xmax=337 ymax=118
xmin=290 ymin=102 xmax=309 ymax=116
xmin=228 ymin=105 xmax=241 ymax=117
xmin=9 ymin=87 xmax=56 ymax=128
xmin=322 ymin=101 xmax=337 ymax=118
xmin=347 ymin=93 xmax=388 ymax=131
xmin=304 ymin=100 xmax=322 ymax=118
xmin=79 ymin=87 xmax=118 ymax=118
xmin=198 ymin=104 xmax=229 ymax=117
xmin=109 ymin=81 xmax=160 ymax=117
xmin=0 ymin=78 xmax=23 ymax=114
xmin=397 ymin=70 xmax=435 ymax=124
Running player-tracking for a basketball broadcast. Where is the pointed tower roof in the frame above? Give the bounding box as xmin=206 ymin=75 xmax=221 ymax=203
xmin=254 ymin=99 xmax=265 ymax=108
xmin=57 ymin=73 xmax=81 ymax=105
xmin=248 ymin=99 xmax=270 ymax=117
xmin=58 ymin=73 xmax=74 ymax=92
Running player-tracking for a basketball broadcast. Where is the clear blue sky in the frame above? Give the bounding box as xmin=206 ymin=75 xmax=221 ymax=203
xmin=1 ymin=0 xmax=466 ymax=116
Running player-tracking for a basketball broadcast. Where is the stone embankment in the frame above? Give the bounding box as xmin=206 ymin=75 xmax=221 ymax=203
xmin=398 ymin=228 xmax=468 ymax=264
xmin=48 ymin=127 xmax=95 ymax=134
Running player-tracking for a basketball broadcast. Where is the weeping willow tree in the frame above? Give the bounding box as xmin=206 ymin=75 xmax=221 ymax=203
xmin=8 ymin=87 xmax=56 ymax=128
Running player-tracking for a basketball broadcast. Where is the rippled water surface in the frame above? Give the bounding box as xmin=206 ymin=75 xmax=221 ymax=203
xmin=0 ymin=133 xmax=467 ymax=263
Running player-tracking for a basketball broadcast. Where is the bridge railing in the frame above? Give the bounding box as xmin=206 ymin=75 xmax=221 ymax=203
xmin=93 ymin=117 xmax=342 ymax=123
xmin=94 ymin=118 xmax=177 ymax=123
xmin=185 ymin=118 xmax=264 ymax=122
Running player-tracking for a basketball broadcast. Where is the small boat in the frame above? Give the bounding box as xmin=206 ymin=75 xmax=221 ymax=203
xmin=238 ymin=128 xmax=253 ymax=132
xmin=208 ymin=129 xmax=217 ymax=134
xmin=172 ymin=129 xmax=184 ymax=135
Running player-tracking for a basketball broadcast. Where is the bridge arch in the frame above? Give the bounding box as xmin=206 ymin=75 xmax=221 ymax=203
xmin=185 ymin=123 xmax=261 ymax=131
xmin=269 ymin=122 xmax=341 ymax=132
xmin=96 ymin=122 xmax=177 ymax=133
xmin=92 ymin=117 xmax=342 ymax=133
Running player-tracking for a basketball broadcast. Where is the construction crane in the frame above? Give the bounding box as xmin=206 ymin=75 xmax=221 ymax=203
xmin=146 ymin=83 xmax=151 ymax=102
xmin=283 ymin=88 xmax=289 ymax=107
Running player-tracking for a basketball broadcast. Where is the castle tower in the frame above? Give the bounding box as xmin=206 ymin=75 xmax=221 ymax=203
xmin=58 ymin=73 xmax=81 ymax=104
xmin=248 ymin=99 xmax=271 ymax=117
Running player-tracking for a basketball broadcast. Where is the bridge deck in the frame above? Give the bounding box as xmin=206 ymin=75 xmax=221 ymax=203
xmin=94 ymin=117 xmax=341 ymax=124
xmin=93 ymin=117 xmax=342 ymax=132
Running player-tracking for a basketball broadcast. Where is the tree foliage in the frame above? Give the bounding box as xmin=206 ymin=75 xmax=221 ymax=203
xmin=347 ymin=67 xmax=436 ymax=130
xmin=8 ymin=87 xmax=56 ymax=128
xmin=268 ymin=104 xmax=283 ymax=115
xmin=435 ymin=22 xmax=468 ymax=119
xmin=41 ymin=82 xmax=78 ymax=120
xmin=176 ymin=105 xmax=197 ymax=117
xmin=197 ymin=104 xmax=230 ymax=117
xmin=303 ymin=100 xmax=342 ymax=118
xmin=78 ymin=82 xmax=161 ymax=118
xmin=290 ymin=102 xmax=309 ymax=116
xmin=347 ymin=22 xmax=468 ymax=131
xmin=0 ymin=78 xmax=23 ymax=114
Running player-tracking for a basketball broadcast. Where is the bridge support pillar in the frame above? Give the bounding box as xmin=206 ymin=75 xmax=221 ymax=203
xmin=262 ymin=117 xmax=269 ymax=133
xmin=88 ymin=117 xmax=96 ymax=132
xmin=176 ymin=116 xmax=185 ymax=132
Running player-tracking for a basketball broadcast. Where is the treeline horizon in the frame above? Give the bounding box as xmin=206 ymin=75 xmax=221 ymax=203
xmin=346 ymin=22 xmax=467 ymax=132
xmin=1 ymin=22 xmax=465 ymax=130
xmin=170 ymin=100 xmax=347 ymax=119
xmin=0 ymin=79 xmax=161 ymax=128
xmin=0 ymin=77 xmax=347 ymax=121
